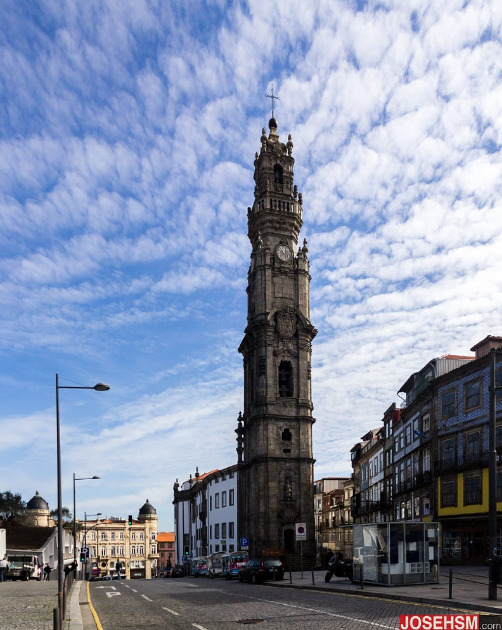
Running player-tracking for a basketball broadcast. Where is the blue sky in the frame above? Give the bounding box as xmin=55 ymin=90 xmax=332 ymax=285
xmin=1 ymin=0 xmax=502 ymax=533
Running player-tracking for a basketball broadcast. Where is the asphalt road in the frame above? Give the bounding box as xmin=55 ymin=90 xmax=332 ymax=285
xmin=88 ymin=577 xmax=482 ymax=630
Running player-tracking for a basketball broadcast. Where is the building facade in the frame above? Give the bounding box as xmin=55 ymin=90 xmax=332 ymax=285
xmin=157 ymin=531 xmax=175 ymax=571
xmin=173 ymin=465 xmax=238 ymax=563
xmin=237 ymin=117 xmax=317 ymax=561
xmin=350 ymin=336 xmax=502 ymax=564
xmin=79 ymin=500 xmax=159 ymax=579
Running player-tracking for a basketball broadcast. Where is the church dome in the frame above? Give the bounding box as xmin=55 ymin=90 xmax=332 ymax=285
xmin=139 ymin=499 xmax=156 ymax=515
xmin=269 ymin=117 xmax=278 ymax=132
xmin=27 ymin=491 xmax=49 ymax=510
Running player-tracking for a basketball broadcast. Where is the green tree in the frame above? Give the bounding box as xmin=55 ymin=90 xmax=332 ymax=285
xmin=0 ymin=491 xmax=27 ymax=527
xmin=50 ymin=506 xmax=72 ymax=523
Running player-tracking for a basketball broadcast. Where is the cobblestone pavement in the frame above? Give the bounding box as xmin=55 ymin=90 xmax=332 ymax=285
xmin=0 ymin=580 xmax=58 ymax=630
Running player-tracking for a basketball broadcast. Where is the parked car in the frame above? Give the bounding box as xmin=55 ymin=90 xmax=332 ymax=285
xmin=238 ymin=559 xmax=284 ymax=584
xmin=167 ymin=566 xmax=184 ymax=578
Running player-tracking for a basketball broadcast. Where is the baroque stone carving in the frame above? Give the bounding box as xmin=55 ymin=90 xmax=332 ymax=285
xmin=276 ymin=308 xmax=296 ymax=339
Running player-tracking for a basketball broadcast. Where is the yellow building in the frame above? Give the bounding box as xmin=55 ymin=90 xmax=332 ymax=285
xmin=79 ymin=500 xmax=159 ymax=579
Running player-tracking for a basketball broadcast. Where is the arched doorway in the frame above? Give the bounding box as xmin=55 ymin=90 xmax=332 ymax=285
xmin=284 ymin=528 xmax=295 ymax=552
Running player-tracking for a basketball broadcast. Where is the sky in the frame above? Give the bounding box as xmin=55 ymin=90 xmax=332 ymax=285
xmin=1 ymin=0 xmax=502 ymax=533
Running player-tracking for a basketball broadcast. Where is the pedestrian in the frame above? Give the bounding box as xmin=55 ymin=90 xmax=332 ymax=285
xmin=0 ymin=556 xmax=8 ymax=582
xmin=44 ymin=563 xmax=51 ymax=581
xmin=115 ymin=560 xmax=122 ymax=580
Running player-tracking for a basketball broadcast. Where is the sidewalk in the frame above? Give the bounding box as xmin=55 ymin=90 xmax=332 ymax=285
xmin=66 ymin=580 xmax=85 ymax=630
xmin=267 ymin=566 xmax=502 ymax=614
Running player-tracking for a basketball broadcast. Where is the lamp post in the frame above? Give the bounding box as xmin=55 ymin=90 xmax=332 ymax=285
xmin=83 ymin=513 xmax=102 ymax=565
xmin=73 ymin=475 xmax=100 ymax=567
xmin=55 ymin=375 xmax=109 ymax=630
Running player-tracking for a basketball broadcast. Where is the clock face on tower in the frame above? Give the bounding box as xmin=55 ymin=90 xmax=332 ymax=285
xmin=276 ymin=244 xmax=292 ymax=262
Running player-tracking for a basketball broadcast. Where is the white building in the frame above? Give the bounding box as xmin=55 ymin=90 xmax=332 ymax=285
xmin=173 ymin=465 xmax=238 ymax=563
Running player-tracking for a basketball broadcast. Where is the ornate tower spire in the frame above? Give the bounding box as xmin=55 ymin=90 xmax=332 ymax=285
xmin=238 ymin=118 xmax=317 ymax=562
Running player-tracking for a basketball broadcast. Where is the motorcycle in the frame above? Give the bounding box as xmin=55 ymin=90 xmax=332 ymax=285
xmin=324 ymin=552 xmax=354 ymax=583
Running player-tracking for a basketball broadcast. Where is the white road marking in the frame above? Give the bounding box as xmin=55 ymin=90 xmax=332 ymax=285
xmin=221 ymin=590 xmax=394 ymax=629
xmin=131 ymin=588 xmax=138 ymax=592
xmin=95 ymin=585 xmax=116 ymax=590
xmin=192 ymin=625 xmax=208 ymax=630
xmin=105 ymin=591 xmax=121 ymax=598
xmin=162 ymin=607 xmax=180 ymax=616
xmin=141 ymin=594 xmax=152 ymax=601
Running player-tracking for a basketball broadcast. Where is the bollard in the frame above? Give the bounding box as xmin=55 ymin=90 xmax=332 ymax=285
xmin=311 ymin=568 xmax=315 ymax=586
xmin=53 ymin=607 xmax=58 ymax=630
xmin=289 ymin=570 xmax=292 ymax=584
xmin=448 ymin=569 xmax=453 ymax=599
xmin=360 ymin=564 xmax=364 ymax=590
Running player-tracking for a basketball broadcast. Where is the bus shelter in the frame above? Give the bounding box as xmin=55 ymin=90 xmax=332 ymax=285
xmin=352 ymin=522 xmax=439 ymax=585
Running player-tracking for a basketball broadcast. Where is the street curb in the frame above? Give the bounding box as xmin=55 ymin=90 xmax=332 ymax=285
xmin=264 ymin=580 xmax=502 ymax=615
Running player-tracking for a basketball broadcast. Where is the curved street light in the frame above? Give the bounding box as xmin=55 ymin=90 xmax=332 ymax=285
xmin=56 ymin=375 xmax=109 ymax=629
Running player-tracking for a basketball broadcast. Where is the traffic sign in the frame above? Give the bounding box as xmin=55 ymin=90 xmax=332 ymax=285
xmin=240 ymin=537 xmax=249 ymax=549
xmin=295 ymin=523 xmax=307 ymax=541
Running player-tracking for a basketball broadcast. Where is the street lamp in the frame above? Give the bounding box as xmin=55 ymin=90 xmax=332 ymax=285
xmin=73 ymin=475 xmax=100 ymax=567
xmin=55 ymin=375 xmax=109 ymax=630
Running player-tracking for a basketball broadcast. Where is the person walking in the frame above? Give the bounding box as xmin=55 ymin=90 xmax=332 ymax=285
xmin=0 ymin=556 xmax=8 ymax=582
xmin=115 ymin=560 xmax=122 ymax=580
xmin=43 ymin=563 xmax=51 ymax=581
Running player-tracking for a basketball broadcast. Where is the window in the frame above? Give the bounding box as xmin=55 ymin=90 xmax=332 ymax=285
xmin=91 ymin=532 xmax=96 ymax=541
xmin=229 ymin=489 xmax=235 ymax=506
xmin=229 ymin=522 xmax=234 ymax=538
xmin=100 ymin=547 xmax=107 ymax=557
xmin=464 ymin=475 xmax=481 ymax=505
xmin=119 ymin=532 xmax=124 ymax=540
xmin=139 ymin=532 xmax=144 ymax=540
xmin=465 ymin=431 xmax=480 ymax=462
xmin=100 ymin=532 xmax=106 ymax=541
xmin=222 ymin=491 xmax=227 ymax=507
xmin=222 ymin=523 xmax=227 ymax=538
xmin=214 ymin=524 xmax=220 ymax=538
xmin=139 ymin=545 xmax=144 ymax=555
xmin=274 ymin=164 xmax=283 ymax=184
xmin=441 ymin=480 xmax=457 ymax=507
xmin=131 ymin=546 xmax=136 ymax=556
xmin=405 ymin=425 xmax=411 ymax=445
xmin=497 ymin=471 xmax=502 ymax=502
xmin=423 ymin=447 xmax=431 ymax=472
xmin=496 ymin=425 xmax=502 ymax=448
xmin=110 ymin=546 xmax=116 ymax=556
xmin=151 ymin=545 xmax=156 ymax=555
xmin=442 ymin=438 xmax=455 ymax=464
xmin=131 ymin=533 xmax=136 ymax=541
xmin=210 ymin=496 xmax=212 ymax=510
xmin=110 ymin=532 xmax=115 ymax=541
xmin=282 ymin=428 xmax=292 ymax=441
xmin=442 ymin=389 xmax=456 ymax=418
xmin=464 ymin=379 xmax=481 ymax=410
xmin=422 ymin=414 xmax=430 ymax=432
xmin=279 ymin=361 xmax=293 ymax=397
xmin=215 ymin=493 xmax=220 ymax=509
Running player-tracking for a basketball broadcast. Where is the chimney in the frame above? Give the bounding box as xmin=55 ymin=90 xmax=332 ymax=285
xmin=470 ymin=335 xmax=502 ymax=359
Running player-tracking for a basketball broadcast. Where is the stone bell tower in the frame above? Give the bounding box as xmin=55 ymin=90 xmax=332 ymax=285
xmin=237 ymin=116 xmax=317 ymax=561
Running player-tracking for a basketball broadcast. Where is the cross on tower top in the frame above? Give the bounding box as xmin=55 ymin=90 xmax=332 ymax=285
xmin=265 ymin=84 xmax=280 ymax=118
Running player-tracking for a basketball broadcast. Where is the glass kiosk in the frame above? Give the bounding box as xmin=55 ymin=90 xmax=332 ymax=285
xmin=352 ymin=522 xmax=439 ymax=585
